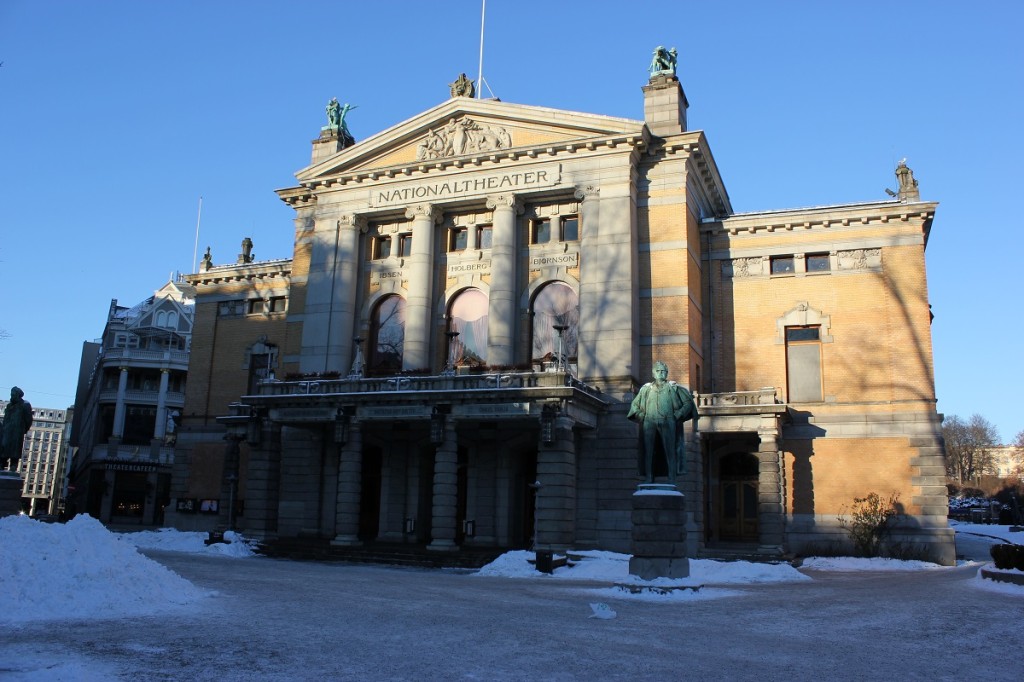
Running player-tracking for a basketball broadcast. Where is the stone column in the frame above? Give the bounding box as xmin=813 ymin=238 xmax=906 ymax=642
xmin=112 ymin=367 xmax=129 ymax=439
xmin=574 ymin=186 xmax=601 ymax=381
xmin=245 ymin=422 xmax=281 ymax=540
xmin=485 ymin=194 xmax=521 ymax=367
xmin=757 ymin=420 xmax=785 ymax=554
xmin=332 ymin=422 xmax=364 ymax=546
xmin=328 ymin=214 xmax=364 ymax=374
xmin=154 ymin=369 xmax=170 ymax=440
xmin=404 ymin=204 xmax=442 ymax=371
xmin=534 ymin=415 xmax=576 ymax=551
xmin=428 ymin=420 xmax=458 ymax=551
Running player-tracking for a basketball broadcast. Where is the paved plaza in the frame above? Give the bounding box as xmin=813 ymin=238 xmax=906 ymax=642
xmin=1 ymin=536 xmax=1018 ymax=681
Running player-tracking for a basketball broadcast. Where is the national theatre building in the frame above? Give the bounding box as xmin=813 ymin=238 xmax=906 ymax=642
xmin=166 ymin=57 xmax=954 ymax=565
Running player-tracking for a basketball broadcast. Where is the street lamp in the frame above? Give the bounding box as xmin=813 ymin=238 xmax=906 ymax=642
xmin=443 ymin=330 xmax=460 ymax=376
xmin=552 ymin=324 xmax=569 ymax=373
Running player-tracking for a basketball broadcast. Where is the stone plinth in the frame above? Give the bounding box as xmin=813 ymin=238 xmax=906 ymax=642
xmin=629 ymin=484 xmax=689 ymax=580
xmin=0 ymin=472 xmax=24 ymax=518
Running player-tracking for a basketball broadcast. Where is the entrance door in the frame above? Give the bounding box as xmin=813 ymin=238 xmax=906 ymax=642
xmin=359 ymin=446 xmax=382 ymax=542
xmin=718 ymin=452 xmax=759 ymax=542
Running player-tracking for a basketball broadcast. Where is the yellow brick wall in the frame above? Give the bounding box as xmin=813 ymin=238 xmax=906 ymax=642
xmin=784 ymin=437 xmax=919 ymax=515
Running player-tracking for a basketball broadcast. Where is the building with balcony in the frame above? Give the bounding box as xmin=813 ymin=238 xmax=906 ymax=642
xmin=68 ymin=279 xmax=194 ymax=525
xmin=0 ymin=400 xmax=73 ymax=517
xmin=165 ymin=61 xmax=954 ymax=564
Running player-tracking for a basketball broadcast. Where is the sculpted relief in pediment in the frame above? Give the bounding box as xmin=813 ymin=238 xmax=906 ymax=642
xmin=416 ymin=117 xmax=512 ymax=160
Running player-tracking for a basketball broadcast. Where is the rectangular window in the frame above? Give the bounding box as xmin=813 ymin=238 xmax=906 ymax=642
xmin=398 ymin=233 xmax=413 ymax=258
xmin=247 ymin=299 xmax=264 ymax=315
xmin=477 ymin=225 xmax=493 ymax=249
xmin=560 ymin=216 xmax=579 ymax=242
xmin=374 ymin=236 xmax=392 ymax=260
xmin=218 ymin=300 xmax=244 ymax=317
xmin=806 ymin=253 xmax=830 ymax=273
xmin=449 ymin=227 xmax=468 ymax=252
xmin=771 ymin=256 xmax=795 ymax=274
xmin=531 ymin=218 xmax=551 ymax=245
xmin=268 ymin=297 xmax=287 ymax=313
xmin=786 ymin=326 xmax=822 ymax=402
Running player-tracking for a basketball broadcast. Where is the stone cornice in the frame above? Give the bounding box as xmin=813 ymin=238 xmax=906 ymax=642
xmin=185 ymin=259 xmax=292 ymax=287
xmin=280 ymin=131 xmax=648 ymax=202
xmin=702 ymin=201 xmax=938 ymax=239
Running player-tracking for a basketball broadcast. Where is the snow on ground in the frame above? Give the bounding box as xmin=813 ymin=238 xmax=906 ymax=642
xmin=948 ymin=520 xmax=1024 ymax=544
xmin=0 ymin=515 xmax=213 ymax=625
xmin=122 ymin=526 xmax=257 ymax=557
xmin=2 ymin=515 xmax=1021 ymax=626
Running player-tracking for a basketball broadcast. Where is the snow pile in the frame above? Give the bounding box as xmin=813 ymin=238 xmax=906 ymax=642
xmin=801 ymin=557 xmax=948 ymax=571
xmin=122 ymin=527 xmax=256 ymax=557
xmin=0 ymin=515 xmax=213 ymax=624
xmin=475 ymin=549 xmax=810 ymax=584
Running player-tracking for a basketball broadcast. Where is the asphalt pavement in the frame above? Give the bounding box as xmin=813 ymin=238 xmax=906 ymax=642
xmin=1 ymin=539 xmax=1019 ymax=681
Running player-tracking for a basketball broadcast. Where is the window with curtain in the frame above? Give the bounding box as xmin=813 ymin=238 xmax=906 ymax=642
xmin=448 ymin=289 xmax=489 ymax=367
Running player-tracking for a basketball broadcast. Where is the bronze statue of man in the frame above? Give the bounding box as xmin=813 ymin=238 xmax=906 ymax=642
xmin=627 ymin=362 xmax=697 ymax=484
xmin=1 ymin=387 xmax=33 ymax=470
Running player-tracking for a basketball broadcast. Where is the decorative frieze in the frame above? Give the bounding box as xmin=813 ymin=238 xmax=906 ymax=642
xmin=836 ymin=248 xmax=881 ymax=270
xmin=415 ymin=117 xmax=512 ymax=160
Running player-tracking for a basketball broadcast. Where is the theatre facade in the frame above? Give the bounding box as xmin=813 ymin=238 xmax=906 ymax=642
xmin=166 ymin=64 xmax=954 ymax=564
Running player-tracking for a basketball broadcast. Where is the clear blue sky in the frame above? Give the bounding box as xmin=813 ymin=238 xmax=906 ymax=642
xmin=1 ymin=1 xmax=1021 ymax=442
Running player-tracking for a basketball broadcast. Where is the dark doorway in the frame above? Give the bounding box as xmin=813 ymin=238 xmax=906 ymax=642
xmin=359 ymin=446 xmax=383 ymax=541
xmin=512 ymin=446 xmax=538 ymax=549
xmin=718 ymin=452 xmax=759 ymax=542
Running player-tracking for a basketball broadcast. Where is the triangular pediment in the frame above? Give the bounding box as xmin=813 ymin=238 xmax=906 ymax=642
xmin=296 ymin=98 xmax=645 ymax=182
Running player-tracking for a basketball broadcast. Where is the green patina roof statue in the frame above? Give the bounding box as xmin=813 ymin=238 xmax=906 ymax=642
xmin=648 ymin=45 xmax=678 ymax=78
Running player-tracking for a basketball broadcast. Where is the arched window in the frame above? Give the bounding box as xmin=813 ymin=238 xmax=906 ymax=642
xmin=448 ymin=289 xmax=489 ymax=367
xmin=370 ymin=295 xmax=406 ymax=373
xmin=531 ymin=282 xmax=578 ymax=365
xmin=166 ymin=311 xmax=178 ymax=329
xmin=155 ymin=311 xmax=167 ymax=327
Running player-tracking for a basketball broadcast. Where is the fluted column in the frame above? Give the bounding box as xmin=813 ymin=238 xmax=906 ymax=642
xmin=485 ymin=194 xmax=521 ymax=367
xmin=327 ymin=214 xmax=365 ymax=374
xmin=574 ymin=185 xmax=600 ymax=381
xmin=428 ymin=420 xmax=459 ymax=551
xmin=154 ymin=369 xmax=170 ymax=440
xmin=112 ymin=366 xmax=129 ymax=439
xmin=404 ymin=204 xmax=442 ymax=370
xmin=332 ymin=422 xmax=364 ymax=546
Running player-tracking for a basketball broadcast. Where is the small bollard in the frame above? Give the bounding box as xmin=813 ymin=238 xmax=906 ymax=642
xmin=535 ymin=550 xmax=554 ymax=574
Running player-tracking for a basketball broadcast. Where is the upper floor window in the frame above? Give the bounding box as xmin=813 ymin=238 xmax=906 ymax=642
xmin=785 ymin=326 xmax=822 ymax=403
xmin=531 ymin=218 xmax=552 ymax=245
xmin=447 ymin=289 xmax=489 ymax=367
xmin=476 ymin=225 xmax=493 ymax=249
xmin=449 ymin=227 xmax=468 ymax=252
xmin=398 ymin=233 xmax=413 ymax=258
xmin=531 ymin=282 xmax=579 ymax=366
xmin=806 ymin=253 xmax=830 ymax=273
xmin=560 ymin=216 xmax=579 ymax=241
xmin=373 ymin=236 xmax=392 ymax=260
xmin=770 ymin=256 xmax=795 ymax=275
xmin=370 ymin=295 xmax=406 ymax=374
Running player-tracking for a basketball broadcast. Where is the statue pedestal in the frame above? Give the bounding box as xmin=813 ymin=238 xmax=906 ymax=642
xmin=629 ymin=483 xmax=689 ymax=580
xmin=0 ymin=472 xmax=24 ymax=518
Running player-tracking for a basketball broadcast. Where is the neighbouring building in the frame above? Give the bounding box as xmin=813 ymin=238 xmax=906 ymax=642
xmin=165 ymin=58 xmax=955 ymax=564
xmin=68 ymin=279 xmax=195 ymax=526
xmin=0 ymin=400 xmax=73 ymax=516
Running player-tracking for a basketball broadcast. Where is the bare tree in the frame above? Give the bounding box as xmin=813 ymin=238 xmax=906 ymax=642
xmin=943 ymin=414 xmax=999 ymax=484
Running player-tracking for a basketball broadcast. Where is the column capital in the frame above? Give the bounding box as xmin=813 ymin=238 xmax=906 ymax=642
xmin=405 ymin=203 xmax=443 ymax=224
xmin=337 ymin=213 xmax=368 ymax=234
xmin=485 ymin=193 xmax=523 ymax=213
xmin=574 ymin=185 xmax=600 ymax=201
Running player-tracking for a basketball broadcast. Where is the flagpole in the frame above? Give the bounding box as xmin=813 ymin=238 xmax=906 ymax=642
xmin=477 ymin=0 xmax=486 ymax=99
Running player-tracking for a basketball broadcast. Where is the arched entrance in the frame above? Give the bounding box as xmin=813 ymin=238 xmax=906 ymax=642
xmin=718 ymin=451 xmax=759 ymax=542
